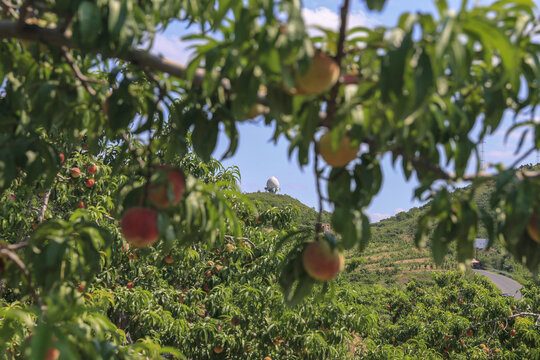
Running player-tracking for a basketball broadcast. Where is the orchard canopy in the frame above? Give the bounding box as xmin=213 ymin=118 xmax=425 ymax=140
xmin=0 ymin=0 xmax=540 ymax=357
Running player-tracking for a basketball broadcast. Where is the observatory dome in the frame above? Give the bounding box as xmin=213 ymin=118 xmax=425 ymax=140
xmin=265 ymin=176 xmax=280 ymax=193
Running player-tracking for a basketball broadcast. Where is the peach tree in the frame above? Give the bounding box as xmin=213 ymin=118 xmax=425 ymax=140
xmin=0 ymin=0 xmax=540 ymax=358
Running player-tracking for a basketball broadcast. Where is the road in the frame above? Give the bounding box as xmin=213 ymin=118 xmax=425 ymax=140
xmin=473 ymin=269 xmax=522 ymax=300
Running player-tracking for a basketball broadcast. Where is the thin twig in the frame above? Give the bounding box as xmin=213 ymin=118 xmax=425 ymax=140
xmin=0 ymin=0 xmax=16 ymax=9
xmin=510 ymin=145 xmax=537 ymax=169
xmin=1 ymin=239 xmax=29 ymax=250
xmin=120 ymin=131 xmax=146 ymax=169
xmin=224 ymin=234 xmax=256 ymax=249
xmin=325 ymin=0 xmax=351 ymax=127
xmin=62 ymin=46 xmax=103 ymax=96
xmin=465 ymin=312 xmax=540 ymax=331
xmin=0 ymin=0 xmax=18 ymax=19
xmin=37 ymin=188 xmax=51 ymax=223
xmin=486 ymin=322 xmax=498 ymax=345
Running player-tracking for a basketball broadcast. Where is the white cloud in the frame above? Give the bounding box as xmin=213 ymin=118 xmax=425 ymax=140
xmin=486 ymin=149 xmax=515 ymax=160
xmin=369 ymin=212 xmax=391 ymax=223
xmin=150 ymin=7 xmax=378 ymax=65
xmin=394 ymin=208 xmax=405 ymax=214
xmin=151 ymin=34 xmax=194 ymax=65
xmin=301 ymin=7 xmax=378 ymax=35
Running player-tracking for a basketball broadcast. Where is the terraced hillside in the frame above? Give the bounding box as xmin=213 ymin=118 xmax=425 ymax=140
xmin=247 ymin=170 xmax=538 ymax=286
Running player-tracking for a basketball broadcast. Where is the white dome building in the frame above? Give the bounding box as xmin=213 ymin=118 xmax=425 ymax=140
xmin=265 ymin=176 xmax=280 ymax=193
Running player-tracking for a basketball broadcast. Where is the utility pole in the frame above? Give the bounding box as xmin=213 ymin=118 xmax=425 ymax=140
xmin=480 ymin=140 xmax=486 ymax=170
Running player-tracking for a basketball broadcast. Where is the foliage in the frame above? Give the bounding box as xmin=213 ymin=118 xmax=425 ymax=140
xmin=244 ymin=191 xmax=331 ymax=226
xmin=0 ymin=0 xmax=540 ymax=357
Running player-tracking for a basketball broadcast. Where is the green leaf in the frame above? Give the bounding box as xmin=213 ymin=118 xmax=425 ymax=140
xmin=431 ymin=228 xmax=448 ymax=265
xmin=0 ymin=149 xmax=16 ymax=192
xmin=108 ymin=0 xmax=128 ymax=39
xmin=462 ymin=17 xmax=519 ymax=89
xmin=363 ymin=0 xmax=387 ymax=11
xmin=414 ymin=49 xmax=434 ymax=107
xmin=455 ymin=138 xmax=473 ymax=178
xmin=380 ymin=31 xmax=413 ymax=103
xmin=192 ymin=118 xmax=218 ymax=162
xmin=78 ymin=1 xmax=102 ymax=46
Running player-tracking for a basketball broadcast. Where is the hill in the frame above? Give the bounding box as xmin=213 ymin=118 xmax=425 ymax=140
xmin=351 ymin=167 xmax=539 ymax=286
xmin=244 ymin=177 xmax=537 ymax=287
xmin=244 ymin=191 xmax=331 ymax=226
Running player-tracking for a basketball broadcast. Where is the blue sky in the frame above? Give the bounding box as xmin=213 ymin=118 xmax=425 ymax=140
xmin=156 ymin=0 xmax=540 ymax=222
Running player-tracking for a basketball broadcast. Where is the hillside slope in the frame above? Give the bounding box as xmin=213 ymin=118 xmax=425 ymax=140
xmin=244 ymin=191 xmax=331 ymax=226
xmin=244 ymin=174 xmax=537 ymax=286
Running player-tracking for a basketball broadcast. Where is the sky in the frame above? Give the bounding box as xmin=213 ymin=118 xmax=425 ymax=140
xmin=153 ymin=0 xmax=540 ymax=222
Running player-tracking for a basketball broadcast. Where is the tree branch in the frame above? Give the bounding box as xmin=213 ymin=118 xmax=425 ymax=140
xmin=61 ymin=46 xmax=98 ymax=96
xmin=0 ymin=19 xmax=534 ymax=189
xmin=465 ymin=312 xmax=540 ymax=332
xmin=37 ymin=188 xmax=50 ymax=223
xmin=17 ymin=0 xmax=32 ymax=28
xmin=325 ymin=0 xmax=351 ymax=127
xmin=313 ymin=138 xmax=324 ymax=235
xmin=0 ymin=0 xmax=18 ymax=19
xmin=510 ymin=145 xmax=537 ymax=169
xmin=61 ymin=46 xmax=108 ymax=95
xmin=0 ymin=19 xmax=194 ymax=78
xmin=223 ymin=234 xmax=256 ymax=249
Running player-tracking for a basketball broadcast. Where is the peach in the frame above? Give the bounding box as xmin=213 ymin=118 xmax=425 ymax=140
xmin=294 ymin=51 xmax=340 ymax=95
xmin=86 ymin=163 xmax=98 ymax=174
xmin=527 ymin=213 xmax=540 ymax=243
xmin=45 ymin=348 xmax=60 ymax=360
xmin=317 ymin=131 xmax=359 ymax=167
xmin=70 ymin=167 xmax=81 ymax=178
xmin=147 ymin=166 xmax=186 ymax=209
xmin=302 ymin=240 xmax=344 ymax=281
xmin=121 ymin=207 xmax=159 ymax=247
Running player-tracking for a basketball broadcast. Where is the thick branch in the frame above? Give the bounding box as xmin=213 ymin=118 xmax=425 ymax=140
xmin=0 ymin=19 xmax=197 ymax=80
xmin=17 ymin=0 xmax=32 ymax=28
